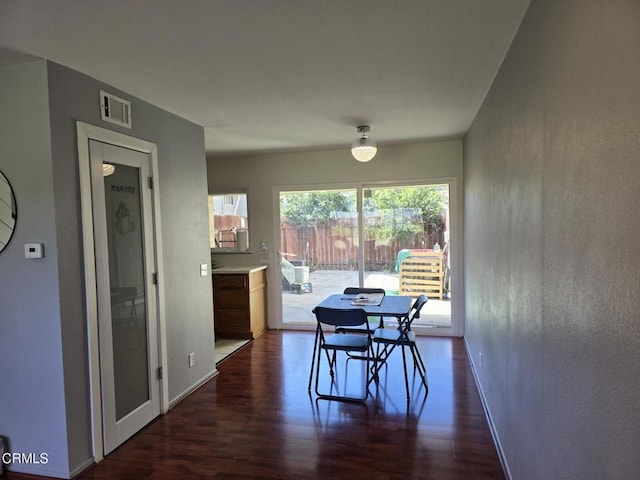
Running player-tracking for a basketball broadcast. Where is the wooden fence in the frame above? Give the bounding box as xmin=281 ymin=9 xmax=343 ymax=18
xmin=213 ymin=215 xmax=446 ymax=271
xmin=280 ymin=221 xmax=445 ymax=271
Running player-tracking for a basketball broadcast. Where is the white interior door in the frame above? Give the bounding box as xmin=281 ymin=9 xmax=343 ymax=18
xmin=89 ymin=139 xmax=161 ymax=454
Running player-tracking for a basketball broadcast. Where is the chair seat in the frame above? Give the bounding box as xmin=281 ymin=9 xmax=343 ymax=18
xmin=373 ymin=328 xmax=416 ymax=344
xmin=322 ymin=333 xmax=370 ymax=351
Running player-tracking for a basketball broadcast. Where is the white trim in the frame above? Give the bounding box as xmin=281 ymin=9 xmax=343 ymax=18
xmin=76 ymin=122 xmax=168 ymax=462
xmin=68 ymin=458 xmax=96 ymax=479
xmin=168 ymin=370 xmax=219 ymax=409
xmin=149 ymin=150 xmax=170 ymax=414
xmin=464 ymin=338 xmax=512 ymax=479
xmin=449 ymin=176 xmax=464 ymax=336
xmin=270 ymin=189 xmax=281 ymax=330
xmin=356 ymin=187 xmax=365 ymax=287
xmin=272 ymin=177 xmax=463 ymax=337
xmin=76 ymin=123 xmax=103 ymax=462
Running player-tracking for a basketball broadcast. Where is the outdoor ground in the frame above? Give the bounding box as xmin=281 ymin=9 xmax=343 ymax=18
xmin=282 ymin=269 xmax=452 ymax=327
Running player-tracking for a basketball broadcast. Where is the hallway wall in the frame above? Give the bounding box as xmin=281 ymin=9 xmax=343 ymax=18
xmin=464 ymin=1 xmax=640 ymax=478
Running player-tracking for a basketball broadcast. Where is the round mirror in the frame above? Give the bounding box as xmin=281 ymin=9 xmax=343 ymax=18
xmin=0 ymin=170 xmax=17 ymax=254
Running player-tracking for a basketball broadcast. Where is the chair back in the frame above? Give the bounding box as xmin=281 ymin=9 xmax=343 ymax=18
xmin=343 ymin=287 xmax=386 ymax=296
xmin=408 ymin=295 xmax=428 ymax=324
xmin=314 ymin=307 xmax=369 ymax=328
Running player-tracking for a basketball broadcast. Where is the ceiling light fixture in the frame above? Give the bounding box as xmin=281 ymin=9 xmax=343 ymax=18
xmin=103 ymin=163 xmax=116 ymax=176
xmin=351 ymin=125 xmax=377 ymax=162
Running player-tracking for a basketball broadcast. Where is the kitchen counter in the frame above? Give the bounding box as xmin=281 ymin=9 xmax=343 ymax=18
xmin=211 ymin=265 xmax=267 ymax=274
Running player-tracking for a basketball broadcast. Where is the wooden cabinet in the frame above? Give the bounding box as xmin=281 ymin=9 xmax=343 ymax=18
xmin=213 ymin=267 xmax=267 ymax=339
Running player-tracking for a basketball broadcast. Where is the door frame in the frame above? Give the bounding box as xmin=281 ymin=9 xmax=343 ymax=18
xmin=77 ymin=122 xmax=169 ymax=462
xmin=272 ymin=177 xmax=463 ymax=337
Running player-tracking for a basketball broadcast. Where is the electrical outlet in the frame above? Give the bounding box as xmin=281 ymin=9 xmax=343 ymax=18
xmin=189 ymin=352 xmax=195 ymax=368
xmin=200 ymin=263 xmax=208 ymax=276
xmin=479 ymin=352 xmax=483 ymax=368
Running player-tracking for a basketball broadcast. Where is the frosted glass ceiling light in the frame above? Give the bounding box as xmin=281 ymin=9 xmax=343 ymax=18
xmin=102 ymin=163 xmax=115 ymax=176
xmin=351 ymin=125 xmax=377 ymax=162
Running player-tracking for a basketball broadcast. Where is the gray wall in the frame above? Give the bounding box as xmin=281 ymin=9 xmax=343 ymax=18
xmin=0 ymin=60 xmax=214 ymax=477
xmin=464 ymin=0 xmax=640 ymax=478
xmin=0 ymin=61 xmax=71 ymax=477
xmin=46 ymin=62 xmax=215 ymax=409
xmin=207 ymin=140 xmax=464 ymax=332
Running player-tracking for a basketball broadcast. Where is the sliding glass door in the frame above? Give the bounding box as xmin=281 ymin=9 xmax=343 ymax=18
xmin=361 ymin=184 xmax=451 ymax=328
xmin=280 ymin=189 xmax=358 ymax=325
xmin=278 ymin=182 xmax=453 ymax=331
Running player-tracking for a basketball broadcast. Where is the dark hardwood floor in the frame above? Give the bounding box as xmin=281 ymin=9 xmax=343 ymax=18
xmin=6 ymin=331 xmax=504 ymax=479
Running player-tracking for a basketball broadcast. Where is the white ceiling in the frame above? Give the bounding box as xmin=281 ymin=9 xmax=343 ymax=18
xmin=0 ymin=0 xmax=529 ymax=156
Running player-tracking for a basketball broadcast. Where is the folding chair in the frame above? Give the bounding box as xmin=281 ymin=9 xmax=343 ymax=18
xmin=308 ymin=307 xmax=374 ymax=402
xmin=335 ymin=287 xmax=386 ymax=334
xmin=372 ymin=295 xmax=429 ymax=403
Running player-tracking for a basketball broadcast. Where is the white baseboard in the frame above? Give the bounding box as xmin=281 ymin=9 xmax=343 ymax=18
xmin=5 ymin=449 xmax=93 ymax=479
xmin=5 ymin=461 xmax=76 ymax=479
xmin=169 ymin=369 xmax=219 ymax=409
xmin=463 ymin=338 xmax=513 ymax=480
xmin=69 ymin=458 xmax=95 ymax=478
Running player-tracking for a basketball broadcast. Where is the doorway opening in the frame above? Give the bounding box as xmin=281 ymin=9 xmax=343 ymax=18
xmin=77 ymin=122 xmax=168 ymax=461
xmin=278 ymin=182 xmax=453 ymax=333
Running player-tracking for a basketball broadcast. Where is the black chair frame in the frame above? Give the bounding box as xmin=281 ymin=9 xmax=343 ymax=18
xmin=308 ymin=306 xmax=374 ymax=402
xmin=372 ymin=295 xmax=429 ymax=403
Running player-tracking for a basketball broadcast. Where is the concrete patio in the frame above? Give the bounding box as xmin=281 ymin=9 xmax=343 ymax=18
xmin=282 ymin=269 xmax=452 ymax=327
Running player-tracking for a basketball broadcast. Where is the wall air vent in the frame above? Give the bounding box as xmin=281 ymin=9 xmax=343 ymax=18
xmin=100 ymin=90 xmax=132 ymax=128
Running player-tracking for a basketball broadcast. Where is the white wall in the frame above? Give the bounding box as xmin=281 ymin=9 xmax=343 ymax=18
xmin=207 ymin=140 xmax=463 ymax=332
xmin=464 ymin=0 xmax=640 ymax=478
xmin=0 ymin=60 xmax=215 ymax=477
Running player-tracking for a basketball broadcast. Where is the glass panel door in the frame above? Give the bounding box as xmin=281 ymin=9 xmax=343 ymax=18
xmin=103 ymin=163 xmax=150 ymax=420
xmin=89 ymin=139 xmax=160 ymax=454
xmin=362 ymin=184 xmax=451 ymax=327
xmin=280 ymin=189 xmax=358 ymax=325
